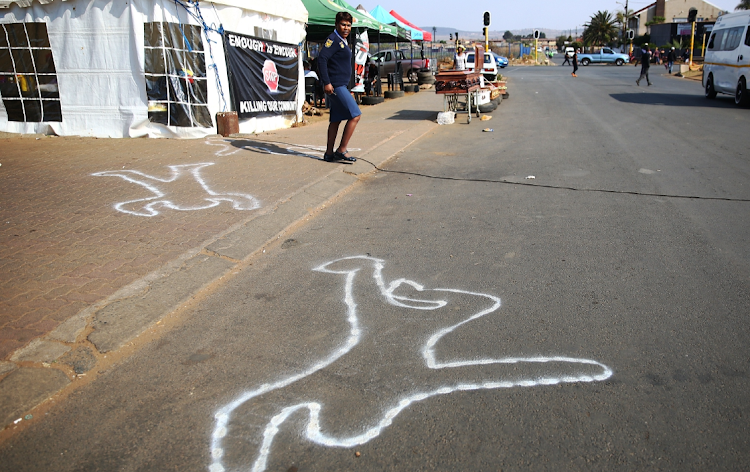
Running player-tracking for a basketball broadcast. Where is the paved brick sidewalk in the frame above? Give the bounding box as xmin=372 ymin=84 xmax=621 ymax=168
xmin=0 ymin=135 xmax=323 ymax=358
xmin=0 ymin=89 xmax=443 ymax=428
xmin=0 ymin=92 xmax=442 ymax=358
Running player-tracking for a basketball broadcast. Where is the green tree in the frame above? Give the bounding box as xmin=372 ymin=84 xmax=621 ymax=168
xmin=645 ymin=16 xmax=665 ymax=27
xmin=582 ymin=10 xmax=620 ymax=47
xmin=503 ymin=30 xmax=514 ymax=41
xmin=736 ymin=0 xmax=750 ymax=9
xmin=556 ymin=35 xmax=567 ymax=50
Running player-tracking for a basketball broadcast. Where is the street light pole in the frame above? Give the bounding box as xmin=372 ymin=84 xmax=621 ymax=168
xmin=433 ymin=27 xmax=436 ymax=69
xmin=618 ymin=0 xmax=632 ymax=55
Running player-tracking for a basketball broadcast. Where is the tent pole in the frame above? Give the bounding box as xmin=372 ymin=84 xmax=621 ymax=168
xmin=407 ymin=41 xmax=414 ymax=82
xmin=378 ymin=29 xmax=381 ymax=95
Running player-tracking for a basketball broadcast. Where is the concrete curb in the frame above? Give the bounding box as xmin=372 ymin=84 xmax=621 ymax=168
xmin=0 ymin=102 xmax=439 ymax=430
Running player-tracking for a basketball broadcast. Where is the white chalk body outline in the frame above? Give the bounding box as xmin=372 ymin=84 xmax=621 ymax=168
xmin=208 ymin=256 xmax=613 ymax=472
xmin=92 ymin=163 xmax=260 ymax=217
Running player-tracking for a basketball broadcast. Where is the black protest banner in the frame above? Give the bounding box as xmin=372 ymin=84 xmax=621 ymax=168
xmin=224 ymin=31 xmax=298 ymax=118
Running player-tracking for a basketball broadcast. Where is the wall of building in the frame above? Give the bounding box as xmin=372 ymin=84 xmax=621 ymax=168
xmin=664 ymin=0 xmax=723 ymax=23
xmin=632 ymin=0 xmax=725 ymax=36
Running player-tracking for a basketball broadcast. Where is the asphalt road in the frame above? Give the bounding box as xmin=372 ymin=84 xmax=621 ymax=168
xmin=1 ymin=64 xmax=749 ymax=471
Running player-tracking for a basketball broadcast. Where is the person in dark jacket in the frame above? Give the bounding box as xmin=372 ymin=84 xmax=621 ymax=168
xmin=364 ymin=57 xmax=379 ymax=96
xmin=317 ymin=11 xmax=360 ymax=162
xmin=667 ymin=47 xmax=676 ymax=74
xmin=571 ymin=49 xmax=579 ymax=77
xmin=636 ymin=45 xmax=652 ymax=86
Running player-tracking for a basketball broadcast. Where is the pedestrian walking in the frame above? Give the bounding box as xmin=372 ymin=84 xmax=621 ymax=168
xmin=562 ymin=51 xmax=571 ymax=66
xmin=667 ymin=46 xmax=676 ymax=74
xmin=571 ymin=49 xmax=579 ymax=77
xmin=653 ymin=48 xmax=660 ymax=65
xmin=318 ymin=11 xmax=360 ymax=163
xmin=636 ymin=45 xmax=652 ymax=86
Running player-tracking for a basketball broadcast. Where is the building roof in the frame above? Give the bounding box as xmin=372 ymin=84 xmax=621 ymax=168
xmin=632 ymin=2 xmax=656 ymax=15
xmin=630 ymin=0 xmax=727 ymax=17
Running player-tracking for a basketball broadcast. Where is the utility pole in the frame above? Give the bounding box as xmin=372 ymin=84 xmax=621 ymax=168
xmin=626 ymin=0 xmax=634 ymax=55
xmin=483 ymin=12 xmax=491 ymax=52
xmin=433 ymin=26 xmax=436 ymax=68
xmin=625 ymin=0 xmax=630 ymax=54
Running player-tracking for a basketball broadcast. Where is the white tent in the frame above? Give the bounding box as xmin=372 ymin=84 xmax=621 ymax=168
xmin=0 ymin=0 xmax=308 ymax=138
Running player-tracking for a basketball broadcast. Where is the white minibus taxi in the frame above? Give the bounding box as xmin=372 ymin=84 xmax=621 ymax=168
xmin=703 ymin=10 xmax=750 ymax=106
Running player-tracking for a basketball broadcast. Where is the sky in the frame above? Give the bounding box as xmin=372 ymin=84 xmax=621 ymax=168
xmin=359 ymin=0 xmax=741 ymax=32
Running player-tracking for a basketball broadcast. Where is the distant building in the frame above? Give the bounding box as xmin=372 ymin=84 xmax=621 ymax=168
xmin=629 ymin=0 xmax=726 ymax=36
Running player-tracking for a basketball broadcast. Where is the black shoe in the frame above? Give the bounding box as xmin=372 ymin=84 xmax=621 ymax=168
xmin=323 ymin=152 xmax=339 ymax=162
xmin=334 ymin=151 xmax=356 ymax=162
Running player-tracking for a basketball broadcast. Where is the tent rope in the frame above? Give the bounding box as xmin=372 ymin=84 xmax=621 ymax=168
xmin=172 ymin=0 xmax=228 ymax=112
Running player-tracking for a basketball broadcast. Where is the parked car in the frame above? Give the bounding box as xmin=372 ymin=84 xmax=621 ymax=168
xmin=494 ymin=54 xmax=508 ymax=68
xmin=465 ymin=51 xmax=498 ymax=81
xmin=577 ymin=47 xmax=630 ymax=66
xmin=370 ymin=49 xmax=430 ymax=83
xmin=703 ymin=9 xmax=750 ymax=106
xmin=564 ymin=46 xmax=575 ymax=57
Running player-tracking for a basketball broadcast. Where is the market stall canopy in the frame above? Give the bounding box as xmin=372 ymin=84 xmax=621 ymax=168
xmin=370 ymin=5 xmax=422 ymax=41
xmin=354 ymin=3 xmax=405 ymax=41
xmin=301 ymin=0 xmax=400 ymax=42
xmin=0 ymin=0 xmax=309 ymax=22
xmin=388 ymin=9 xmax=431 ymax=41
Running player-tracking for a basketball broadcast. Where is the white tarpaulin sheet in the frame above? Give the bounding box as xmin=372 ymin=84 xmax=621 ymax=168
xmin=0 ymin=0 xmax=308 ymax=138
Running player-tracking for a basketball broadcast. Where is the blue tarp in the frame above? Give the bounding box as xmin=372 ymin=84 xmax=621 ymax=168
xmin=369 ymin=5 xmax=422 ymax=41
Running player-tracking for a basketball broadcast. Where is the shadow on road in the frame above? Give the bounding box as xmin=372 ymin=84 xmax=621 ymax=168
xmin=386 ymin=109 xmax=438 ymax=121
xmin=229 ymin=139 xmax=323 ymax=160
xmin=610 ymin=92 xmax=737 ymax=108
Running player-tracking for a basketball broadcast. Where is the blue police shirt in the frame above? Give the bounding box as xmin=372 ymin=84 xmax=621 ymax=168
xmin=317 ymin=30 xmax=352 ymax=88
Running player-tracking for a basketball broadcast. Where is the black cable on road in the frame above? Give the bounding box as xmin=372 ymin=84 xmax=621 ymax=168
xmin=358 ymin=158 xmax=750 ymax=203
xmin=237 ymin=139 xmax=750 ymax=203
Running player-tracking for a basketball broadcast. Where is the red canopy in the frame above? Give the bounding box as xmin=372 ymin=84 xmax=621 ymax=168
xmin=388 ymin=10 xmax=432 ymax=41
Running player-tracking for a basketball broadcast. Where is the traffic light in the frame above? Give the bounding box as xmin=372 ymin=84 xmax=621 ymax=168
xmin=627 ymin=29 xmax=634 ymax=40
xmin=483 ymin=27 xmax=488 ymax=37
xmin=533 ymin=29 xmax=540 ymax=39
xmin=449 ymin=33 xmax=453 ymax=40
xmin=483 ymin=11 xmax=491 ymax=27
xmin=687 ymin=8 xmax=698 ymax=23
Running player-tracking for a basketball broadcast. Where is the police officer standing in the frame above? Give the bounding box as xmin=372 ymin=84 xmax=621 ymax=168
xmin=318 ymin=11 xmax=360 ymax=162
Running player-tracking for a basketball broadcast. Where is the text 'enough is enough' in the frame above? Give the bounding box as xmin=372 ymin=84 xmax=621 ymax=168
xmin=227 ymin=35 xmax=298 ymax=58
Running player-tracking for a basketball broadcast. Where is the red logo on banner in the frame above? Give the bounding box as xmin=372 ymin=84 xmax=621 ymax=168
xmin=263 ymin=60 xmax=279 ymax=92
